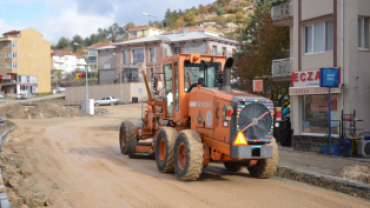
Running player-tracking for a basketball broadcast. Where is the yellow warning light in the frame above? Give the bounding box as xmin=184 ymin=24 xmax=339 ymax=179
xmin=233 ymin=131 xmax=248 ymax=146
xmin=271 ymin=126 xmax=274 ymax=129
xmin=254 ymin=100 xmax=258 ymax=102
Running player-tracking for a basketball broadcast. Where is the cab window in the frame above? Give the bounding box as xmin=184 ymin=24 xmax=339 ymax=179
xmin=184 ymin=61 xmax=221 ymax=93
xmin=163 ymin=64 xmax=173 ymax=117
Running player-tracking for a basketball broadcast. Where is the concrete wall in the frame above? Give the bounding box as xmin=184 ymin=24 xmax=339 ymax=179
xmin=65 ymin=82 xmax=150 ymax=102
xmin=301 ymin=0 xmax=333 ymax=21
xmin=98 ymin=48 xmax=116 ymax=70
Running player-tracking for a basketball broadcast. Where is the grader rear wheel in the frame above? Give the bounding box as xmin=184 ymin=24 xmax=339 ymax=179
xmin=173 ymin=130 xmax=204 ymax=181
xmin=155 ymin=127 xmax=178 ymax=173
xmin=247 ymin=138 xmax=279 ymax=179
xmin=119 ymin=121 xmax=136 ymax=154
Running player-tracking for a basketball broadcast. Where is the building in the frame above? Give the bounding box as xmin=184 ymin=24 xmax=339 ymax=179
xmin=97 ymin=28 xmax=238 ymax=85
xmin=51 ymin=50 xmax=86 ymax=77
xmin=128 ymin=25 xmax=162 ymax=40
xmin=87 ymin=42 xmax=114 ymax=74
xmin=0 ymin=28 xmax=53 ymax=94
xmin=95 ymin=45 xmax=117 ymax=85
xmin=271 ymin=0 xmax=370 ymax=151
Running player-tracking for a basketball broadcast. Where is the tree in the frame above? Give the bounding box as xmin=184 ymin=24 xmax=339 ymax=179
xmin=216 ymin=7 xmax=225 ymax=16
xmin=55 ymin=37 xmax=70 ymax=49
xmin=235 ymin=3 xmax=290 ymax=106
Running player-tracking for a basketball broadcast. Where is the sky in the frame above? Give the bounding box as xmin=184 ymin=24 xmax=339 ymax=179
xmin=0 ymin=0 xmax=215 ymax=44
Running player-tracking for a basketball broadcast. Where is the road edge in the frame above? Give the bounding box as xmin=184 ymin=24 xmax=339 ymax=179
xmin=276 ymin=166 xmax=370 ymax=200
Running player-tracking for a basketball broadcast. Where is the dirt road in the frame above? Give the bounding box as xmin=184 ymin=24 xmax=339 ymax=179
xmin=9 ymin=105 xmax=370 ymax=208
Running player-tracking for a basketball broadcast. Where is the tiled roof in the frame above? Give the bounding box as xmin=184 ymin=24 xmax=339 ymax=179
xmin=51 ymin=50 xmax=85 ymax=58
xmin=129 ymin=25 xmax=161 ymax=31
xmin=88 ymin=41 xmax=114 ymax=49
xmin=3 ymin=30 xmax=21 ymax=35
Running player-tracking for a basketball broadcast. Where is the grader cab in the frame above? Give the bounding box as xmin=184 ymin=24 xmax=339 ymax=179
xmin=119 ymin=53 xmax=278 ymax=181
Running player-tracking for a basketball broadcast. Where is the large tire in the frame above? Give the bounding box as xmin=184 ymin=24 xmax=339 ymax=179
xmin=247 ymin=138 xmax=279 ymax=179
xmin=223 ymin=162 xmax=243 ymax=172
xmin=173 ymin=130 xmax=204 ymax=181
xmin=155 ymin=127 xmax=178 ymax=173
xmin=119 ymin=121 xmax=136 ymax=154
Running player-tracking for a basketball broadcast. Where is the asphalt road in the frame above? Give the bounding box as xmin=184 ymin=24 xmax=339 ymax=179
xmin=10 ymin=105 xmax=370 ymax=208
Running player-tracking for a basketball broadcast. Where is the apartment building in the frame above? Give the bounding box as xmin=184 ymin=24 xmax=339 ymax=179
xmin=99 ymin=28 xmax=238 ymax=85
xmin=51 ymin=50 xmax=86 ymax=77
xmin=87 ymin=42 xmax=114 ymax=74
xmin=271 ymin=0 xmax=370 ymax=151
xmin=0 ymin=28 xmax=53 ymax=94
xmin=95 ymin=45 xmax=117 ymax=85
xmin=128 ymin=25 xmax=162 ymax=40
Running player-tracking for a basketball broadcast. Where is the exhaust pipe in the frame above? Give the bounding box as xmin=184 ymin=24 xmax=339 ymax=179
xmin=220 ymin=57 xmax=233 ymax=92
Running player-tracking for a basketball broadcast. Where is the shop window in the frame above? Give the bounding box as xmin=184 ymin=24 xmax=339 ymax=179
xmin=174 ymin=47 xmax=181 ymax=55
xmin=305 ymin=20 xmax=334 ymax=53
xmin=358 ymin=17 xmax=370 ymax=49
xmin=302 ymin=94 xmax=338 ymax=134
xmin=0 ymin=65 xmax=2 ymax=71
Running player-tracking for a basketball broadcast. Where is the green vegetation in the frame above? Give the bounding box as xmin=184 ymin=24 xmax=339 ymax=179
xmin=34 ymin=92 xmax=54 ymax=97
xmin=71 ymin=78 xmax=98 ymax=87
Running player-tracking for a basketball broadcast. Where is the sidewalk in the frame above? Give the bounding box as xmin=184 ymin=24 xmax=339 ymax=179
xmin=277 ymin=146 xmax=370 ymax=199
xmin=278 ymin=146 xmax=370 ymax=176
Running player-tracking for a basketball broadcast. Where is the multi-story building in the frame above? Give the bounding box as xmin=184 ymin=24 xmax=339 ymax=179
xmin=97 ymin=28 xmax=238 ymax=85
xmin=87 ymin=42 xmax=114 ymax=74
xmin=0 ymin=28 xmax=53 ymax=94
xmin=128 ymin=25 xmax=162 ymax=40
xmin=51 ymin=50 xmax=86 ymax=77
xmin=165 ymin=26 xmax=224 ymax=37
xmin=271 ymin=0 xmax=370 ymax=151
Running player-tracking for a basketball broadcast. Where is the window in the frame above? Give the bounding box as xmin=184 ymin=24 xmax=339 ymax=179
xmin=222 ymin=47 xmax=227 ymax=56
xmin=163 ymin=64 xmax=173 ymax=117
xmin=184 ymin=61 xmax=221 ymax=93
xmin=358 ymin=17 xmax=370 ymax=48
xmin=132 ymin=48 xmax=145 ymax=63
xmin=174 ymin=62 xmax=179 ymax=111
xmin=212 ymin=46 xmax=217 ymax=55
xmin=0 ymin=43 xmax=2 ymax=50
xmin=0 ymin=54 xmax=2 ymax=61
xmin=6 ymin=43 xmax=11 ymax=48
xmin=125 ymin=68 xmax=139 ymax=82
xmin=33 ymin=44 xmax=36 ymax=47
xmin=88 ymin=56 xmax=97 ymax=63
xmin=174 ymin=47 xmax=181 ymax=55
xmin=0 ymin=65 xmax=2 ymax=71
xmin=149 ymin=47 xmax=155 ymax=62
xmin=121 ymin=50 xmax=127 ymax=64
xmin=33 ymin=54 xmax=36 ymax=58
xmin=6 ymin=52 xmax=17 ymax=60
xmin=6 ymin=62 xmax=17 ymax=70
xmin=305 ymin=20 xmax=333 ymax=53
xmin=302 ymin=94 xmax=338 ymax=134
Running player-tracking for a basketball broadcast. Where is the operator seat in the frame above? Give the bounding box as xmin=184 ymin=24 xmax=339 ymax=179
xmin=187 ymin=78 xmax=204 ymax=93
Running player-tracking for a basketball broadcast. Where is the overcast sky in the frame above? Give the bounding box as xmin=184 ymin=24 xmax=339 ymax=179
xmin=0 ymin=0 xmax=215 ymax=44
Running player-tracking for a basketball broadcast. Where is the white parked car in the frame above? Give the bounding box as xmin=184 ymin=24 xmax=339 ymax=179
xmin=94 ymin=96 xmax=120 ymax=106
xmin=15 ymin=94 xmax=22 ymax=99
xmin=53 ymin=87 xmax=66 ymax=92
xmin=0 ymin=94 xmax=4 ymax=99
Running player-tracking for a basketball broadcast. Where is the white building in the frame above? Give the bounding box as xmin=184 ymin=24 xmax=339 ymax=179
xmin=51 ymin=50 xmax=86 ymax=77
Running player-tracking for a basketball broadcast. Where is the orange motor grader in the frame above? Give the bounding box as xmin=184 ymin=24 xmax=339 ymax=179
xmin=119 ymin=53 xmax=278 ymax=181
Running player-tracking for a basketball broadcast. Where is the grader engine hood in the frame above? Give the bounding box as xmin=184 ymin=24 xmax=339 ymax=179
xmin=188 ymin=88 xmax=274 ymax=159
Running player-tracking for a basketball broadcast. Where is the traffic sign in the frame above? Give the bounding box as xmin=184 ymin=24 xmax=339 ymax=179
xmin=320 ymin=68 xmax=340 ymax=87
xmin=138 ymin=88 xmax=143 ymax=93
xmin=253 ymin=80 xmax=263 ymax=92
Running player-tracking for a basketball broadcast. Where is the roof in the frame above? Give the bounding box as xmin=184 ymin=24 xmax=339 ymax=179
xmin=165 ymin=26 xmax=222 ymax=35
xmin=51 ymin=50 xmax=85 ymax=58
xmin=95 ymin=45 xmax=116 ymax=50
xmin=114 ymin=31 xmax=239 ymax=46
xmin=88 ymin=41 xmax=114 ymax=49
xmin=129 ymin=25 xmax=161 ymax=31
xmin=3 ymin=30 xmax=21 ymax=35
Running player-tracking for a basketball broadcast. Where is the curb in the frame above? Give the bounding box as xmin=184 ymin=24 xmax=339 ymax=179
xmin=276 ymin=166 xmax=370 ymax=199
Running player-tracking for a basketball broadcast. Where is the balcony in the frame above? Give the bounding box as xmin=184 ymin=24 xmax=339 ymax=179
xmin=271 ymin=58 xmax=293 ymax=81
xmin=271 ymin=1 xmax=293 ymax=26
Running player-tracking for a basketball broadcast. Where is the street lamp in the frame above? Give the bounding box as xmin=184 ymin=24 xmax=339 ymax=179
xmin=113 ymin=53 xmax=123 ymax=101
xmin=73 ymin=43 xmax=89 ymax=100
xmin=20 ymin=56 xmax=31 ymax=105
xmin=142 ymin=13 xmax=165 ymax=58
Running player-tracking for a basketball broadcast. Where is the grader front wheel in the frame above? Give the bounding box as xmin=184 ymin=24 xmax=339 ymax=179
xmin=119 ymin=121 xmax=136 ymax=154
xmin=173 ymin=130 xmax=204 ymax=181
xmin=247 ymin=138 xmax=279 ymax=179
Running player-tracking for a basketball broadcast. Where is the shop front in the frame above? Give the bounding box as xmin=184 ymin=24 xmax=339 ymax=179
xmin=0 ymin=75 xmax=17 ymax=94
xmin=290 ymin=69 xmax=341 ymax=152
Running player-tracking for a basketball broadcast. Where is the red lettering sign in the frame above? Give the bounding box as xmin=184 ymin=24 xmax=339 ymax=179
xmin=253 ymin=80 xmax=263 ymax=92
xmin=300 ymin=73 xmax=306 ymax=81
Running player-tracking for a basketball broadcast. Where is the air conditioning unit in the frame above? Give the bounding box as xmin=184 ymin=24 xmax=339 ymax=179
xmin=357 ymin=140 xmax=370 ymax=157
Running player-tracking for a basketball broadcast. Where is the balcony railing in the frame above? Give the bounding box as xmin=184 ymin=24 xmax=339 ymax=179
xmin=271 ymin=2 xmax=293 ymax=21
xmin=272 ymin=58 xmax=293 ymax=76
